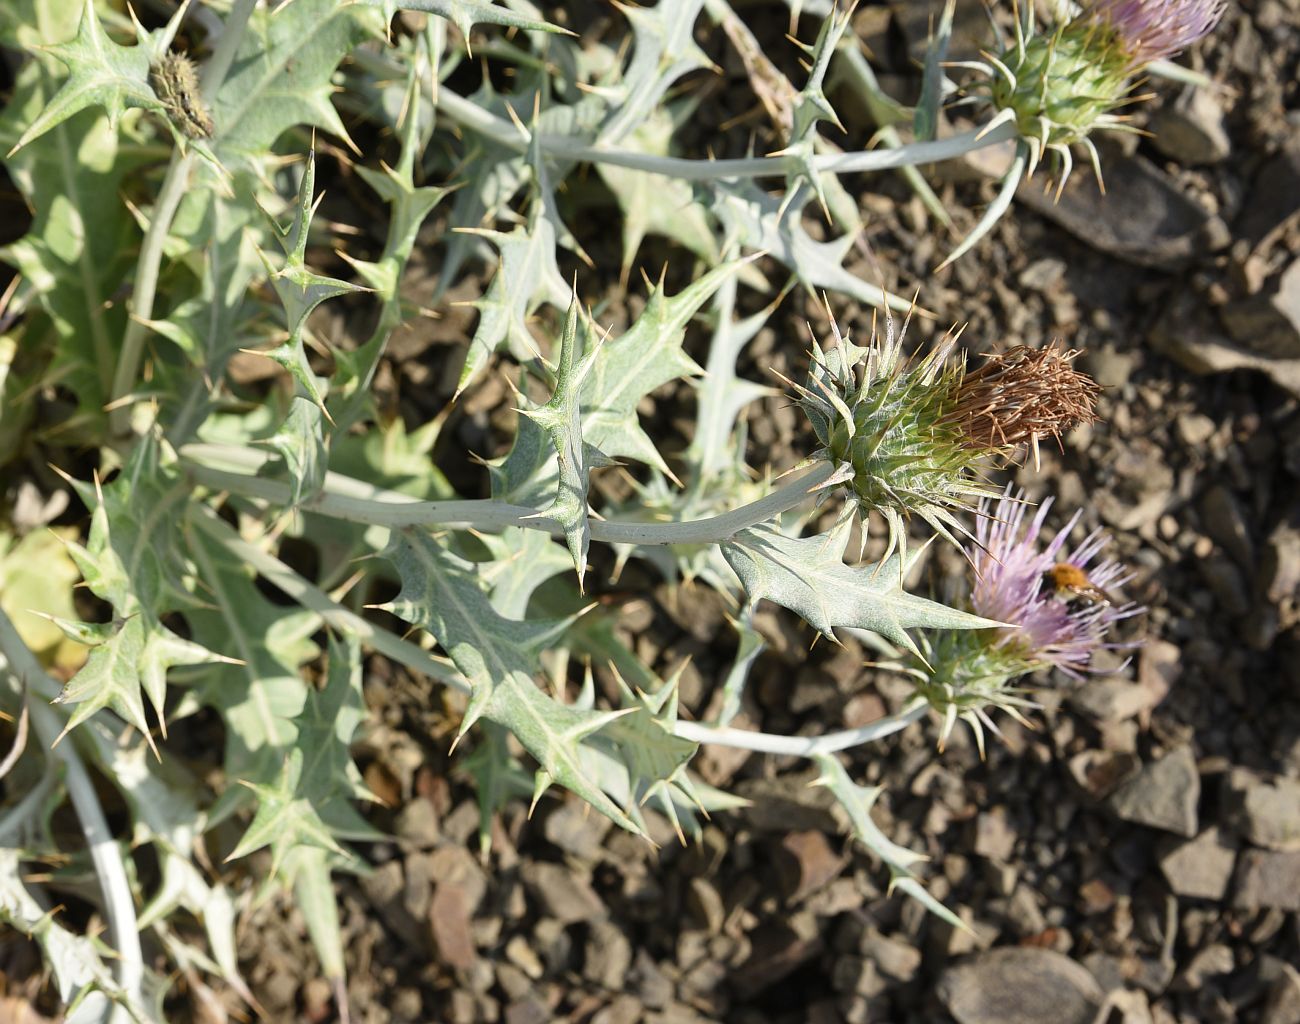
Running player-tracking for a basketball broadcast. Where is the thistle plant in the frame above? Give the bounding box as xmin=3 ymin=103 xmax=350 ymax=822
xmin=0 ymin=0 xmax=1202 ymax=1016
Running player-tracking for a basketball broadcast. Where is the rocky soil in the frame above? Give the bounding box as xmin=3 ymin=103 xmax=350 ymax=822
xmin=5 ymin=0 xmax=1300 ymax=1022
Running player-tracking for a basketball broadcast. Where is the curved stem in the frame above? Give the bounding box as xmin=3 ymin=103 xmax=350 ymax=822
xmin=673 ymin=701 xmax=928 ymax=756
xmin=108 ymin=0 xmax=259 ymax=437
xmin=0 ymin=610 xmax=145 ymax=1013
xmin=179 ymin=443 xmax=836 ymax=547
xmin=433 ymin=83 xmax=1019 ymax=181
xmin=188 ymin=505 xmax=470 ymax=693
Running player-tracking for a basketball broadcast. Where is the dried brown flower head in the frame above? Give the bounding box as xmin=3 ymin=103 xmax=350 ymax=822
xmin=946 ymin=343 xmax=1100 ymax=464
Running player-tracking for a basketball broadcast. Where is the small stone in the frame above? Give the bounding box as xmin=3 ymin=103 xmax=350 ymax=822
xmin=1015 ymin=151 xmax=1218 ymax=269
xmin=1199 ymin=485 xmax=1253 ymax=568
xmin=504 ymin=997 xmax=549 ymax=1024
xmin=858 ymin=929 xmax=922 ymax=983
xmin=1233 ymin=850 xmax=1300 ymax=911
xmin=430 ymin=883 xmax=478 ymax=971
xmin=1260 ymin=961 xmax=1300 ymax=1024
xmin=937 ymin=947 xmax=1104 ymax=1024
xmin=1238 ymin=134 xmax=1300 ymax=247
xmin=521 ymin=862 xmax=605 ymax=923
xmin=776 ymin=830 xmax=845 ymax=903
xmin=1158 ymin=828 xmax=1238 ymax=900
xmin=973 ymin=807 xmax=1017 ymax=862
xmin=1264 ymin=520 xmax=1300 ymax=604
xmin=1225 ymin=774 xmax=1300 ymax=850
xmin=1018 ymin=257 xmax=1067 ymax=291
xmin=1081 ymin=344 xmax=1140 ymax=390
xmin=1069 ymin=678 xmax=1150 ymax=722
xmin=1069 ymin=750 xmax=1142 ymax=800
xmin=831 ymin=955 xmax=888 ymax=998
xmin=543 ymin=801 xmax=611 ymax=860
xmin=1222 ymin=259 xmax=1300 ymax=360
xmin=1176 ymin=412 xmax=1217 ymax=447
xmin=584 ymin=920 xmax=633 ymax=991
xmin=593 ymin=996 xmax=643 ymax=1024
xmin=395 ymin=797 xmax=441 ymax=849
xmin=504 ymin=935 xmax=544 ymax=980
xmin=736 ymin=771 xmax=842 ymax=833
xmin=685 ymin=877 xmax=725 ymax=935
xmin=729 ymin=922 xmax=823 ymax=999
xmin=1149 ymin=87 xmax=1231 ymax=165
xmin=1106 ymin=746 xmax=1200 ymax=837
xmin=1173 ymin=943 xmax=1234 ymax=990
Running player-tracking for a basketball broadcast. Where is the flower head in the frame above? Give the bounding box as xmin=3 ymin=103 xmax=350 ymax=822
xmin=793 ymin=312 xmax=1100 ymax=562
xmin=1084 ymin=0 xmax=1227 ymax=67
xmin=972 ymin=487 xmax=1140 ymax=677
xmin=901 ymin=487 xmax=1143 ymax=754
xmin=978 ymin=0 xmax=1225 ymax=187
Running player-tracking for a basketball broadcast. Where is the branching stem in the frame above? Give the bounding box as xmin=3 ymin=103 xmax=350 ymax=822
xmin=674 ymin=701 xmax=928 ymax=755
xmin=180 ymin=443 xmax=837 ymax=547
xmin=108 ymin=0 xmax=259 ymax=436
xmin=433 ymin=83 xmax=1019 ymax=181
xmin=0 ymin=610 xmax=145 ymax=1014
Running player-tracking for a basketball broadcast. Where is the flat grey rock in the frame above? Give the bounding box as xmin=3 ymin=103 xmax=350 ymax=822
xmin=938 ymin=947 xmax=1104 ymax=1024
xmin=1107 ymin=746 xmax=1200 ymax=837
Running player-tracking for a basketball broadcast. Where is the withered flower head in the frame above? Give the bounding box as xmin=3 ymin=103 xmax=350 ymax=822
xmin=945 ymin=343 xmax=1100 ymax=468
xmin=793 ymin=311 xmax=1102 ymax=560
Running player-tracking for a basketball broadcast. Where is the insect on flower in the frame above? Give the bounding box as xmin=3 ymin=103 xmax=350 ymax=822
xmin=1041 ymin=561 xmax=1119 ymax=610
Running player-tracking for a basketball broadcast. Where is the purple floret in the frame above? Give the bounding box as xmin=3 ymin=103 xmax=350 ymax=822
xmin=1084 ymin=0 xmax=1227 ymax=66
xmin=972 ymin=488 xmax=1142 ymax=677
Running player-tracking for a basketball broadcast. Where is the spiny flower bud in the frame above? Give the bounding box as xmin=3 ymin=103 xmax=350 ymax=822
xmin=976 ymin=0 xmax=1225 ymax=184
xmin=792 ymin=311 xmax=1099 ymax=561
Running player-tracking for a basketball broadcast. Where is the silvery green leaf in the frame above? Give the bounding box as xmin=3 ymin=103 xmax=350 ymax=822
xmin=0 ymin=59 xmax=144 ymax=432
xmin=212 ymin=0 xmax=383 ymax=165
xmin=580 ymin=260 xmax=742 ymax=476
xmin=686 ymin=271 xmax=780 ymax=484
xmin=477 ymin=528 xmax=574 ymax=619
xmin=708 ymin=178 xmax=915 ymax=315
xmin=7 ymin=0 xmax=160 ymax=154
xmin=461 ymin=721 xmax=534 ymax=859
xmin=262 ymin=396 xmax=327 ymax=507
xmin=455 ymin=216 xmax=569 ymax=396
xmin=521 ymin=300 xmax=602 ymax=585
xmin=914 ymin=0 xmax=957 ymax=143
xmin=717 ymin=605 xmax=764 ymax=727
xmin=721 ymin=519 xmax=1000 ymax=655
xmin=384 ymin=530 xmax=643 ymax=834
xmin=595 ymin=106 xmax=720 ymax=275
xmin=185 ymin=528 xmax=318 ymax=802
xmin=600 ymin=0 xmax=711 ymax=145
xmin=814 ymin=753 xmax=966 ymax=931
xmin=0 ymin=848 xmax=135 ymax=1010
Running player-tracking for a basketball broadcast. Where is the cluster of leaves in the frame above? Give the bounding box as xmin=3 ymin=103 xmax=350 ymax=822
xmin=0 ymin=0 xmax=1144 ymax=1016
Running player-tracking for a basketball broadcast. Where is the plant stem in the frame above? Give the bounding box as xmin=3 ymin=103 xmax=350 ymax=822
xmin=0 ymin=610 xmax=145 ymax=1014
xmin=432 ymin=83 xmax=1019 ymax=181
xmin=189 ymin=505 xmax=470 ymax=692
xmin=180 ymin=443 xmax=837 ymax=547
xmin=108 ymin=0 xmax=259 ymax=437
xmin=673 ymin=701 xmax=928 ymax=755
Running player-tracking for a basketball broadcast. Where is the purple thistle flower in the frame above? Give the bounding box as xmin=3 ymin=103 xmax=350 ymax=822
xmin=1082 ymin=0 xmax=1227 ymax=67
xmin=972 ymin=488 xmax=1142 ymax=678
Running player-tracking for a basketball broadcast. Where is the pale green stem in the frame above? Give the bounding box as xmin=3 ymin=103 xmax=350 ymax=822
xmin=0 ymin=610 xmax=145 ymax=1016
xmin=179 ymin=443 xmax=836 ymax=546
xmin=431 ymin=81 xmax=1019 ymax=181
xmin=188 ymin=505 xmax=469 ymax=692
xmin=674 ymin=701 xmax=928 ymax=755
xmin=108 ymin=0 xmax=258 ymax=436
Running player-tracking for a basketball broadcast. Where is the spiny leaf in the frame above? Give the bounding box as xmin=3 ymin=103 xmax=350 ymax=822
xmin=814 ymin=753 xmax=967 ymax=931
xmin=211 ymin=0 xmax=383 ymax=165
xmin=721 ymin=518 xmax=1000 ymax=655
xmin=520 ymin=300 xmax=604 ymax=587
xmin=383 ymin=530 xmax=644 ymax=834
xmin=580 ymin=260 xmax=744 ymax=476
xmin=8 ymin=0 xmax=159 ymax=155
